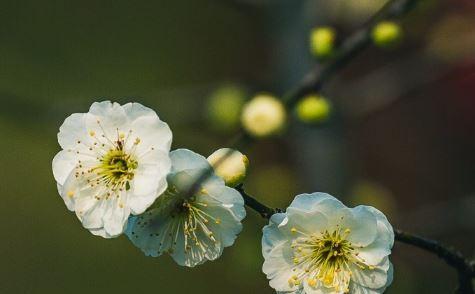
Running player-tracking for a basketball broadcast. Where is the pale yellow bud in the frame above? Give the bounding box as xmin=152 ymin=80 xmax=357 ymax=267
xmin=241 ymin=94 xmax=286 ymax=137
xmin=207 ymin=148 xmax=248 ymax=187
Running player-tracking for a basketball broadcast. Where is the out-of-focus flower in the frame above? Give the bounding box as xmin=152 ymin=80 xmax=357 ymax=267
xmin=310 ymin=26 xmax=336 ymax=58
xmin=126 ymin=149 xmax=246 ymax=267
xmin=426 ymin=14 xmax=475 ymax=63
xmin=207 ymin=148 xmax=248 ymax=187
xmin=262 ymin=193 xmax=394 ymax=293
xmin=241 ymin=94 xmax=287 ymax=137
xmin=52 ymin=101 xmax=172 ymax=238
xmin=250 ymin=165 xmax=299 ymax=209
xmin=206 ymin=85 xmax=246 ymax=133
xmin=372 ymin=21 xmax=403 ymax=48
xmin=314 ymin=0 xmax=387 ymax=25
xmin=350 ymin=180 xmax=397 ymax=220
xmin=296 ymin=94 xmax=332 ymax=124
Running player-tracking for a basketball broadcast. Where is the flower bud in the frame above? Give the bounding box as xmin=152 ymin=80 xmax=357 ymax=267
xmin=207 ymin=148 xmax=248 ymax=187
xmin=295 ymin=94 xmax=331 ymax=123
xmin=241 ymin=94 xmax=286 ymax=137
xmin=310 ymin=26 xmax=336 ymax=58
xmin=206 ymin=85 xmax=246 ymax=133
xmin=371 ymin=21 xmax=403 ymax=48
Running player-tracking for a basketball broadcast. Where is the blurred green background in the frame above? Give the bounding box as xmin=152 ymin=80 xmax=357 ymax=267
xmin=1 ymin=0 xmax=474 ymax=293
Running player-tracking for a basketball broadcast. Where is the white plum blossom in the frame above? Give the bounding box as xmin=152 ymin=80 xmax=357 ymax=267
xmin=52 ymin=101 xmax=172 ymax=238
xmin=262 ymin=193 xmax=394 ymax=294
xmin=126 ymin=148 xmax=246 ymax=267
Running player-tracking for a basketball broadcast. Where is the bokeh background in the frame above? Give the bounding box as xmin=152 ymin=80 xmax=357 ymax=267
xmin=1 ymin=0 xmax=474 ymax=293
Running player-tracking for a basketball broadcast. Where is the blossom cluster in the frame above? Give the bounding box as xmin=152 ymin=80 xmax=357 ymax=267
xmin=52 ymin=101 xmax=394 ymax=293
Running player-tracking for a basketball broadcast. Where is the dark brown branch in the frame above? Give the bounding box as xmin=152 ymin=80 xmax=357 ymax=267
xmin=235 ymin=184 xmax=281 ymax=219
xmin=394 ymin=229 xmax=475 ymax=294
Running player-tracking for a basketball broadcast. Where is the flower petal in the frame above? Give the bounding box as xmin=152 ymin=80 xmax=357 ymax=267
xmin=130 ymin=114 xmax=172 ymax=153
xmin=75 ymin=196 xmax=105 ymax=229
xmin=102 ymin=199 xmax=131 ymax=238
xmin=126 ymin=210 xmax=174 ymax=257
xmin=347 ymin=206 xmax=393 ymax=264
xmin=200 ymin=193 xmax=244 ymax=247
xmin=288 ymin=192 xmax=343 ymax=213
xmin=350 ymin=257 xmax=392 ymax=290
xmin=123 ymin=102 xmax=158 ymax=120
xmin=129 ymin=150 xmax=171 ymax=214
xmin=342 ymin=206 xmax=378 ymax=247
xmin=262 ymin=213 xmax=288 ymax=259
xmin=170 ymin=149 xmax=210 ymax=173
xmin=57 ymin=113 xmax=91 ymax=150
xmin=88 ymin=101 xmax=128 ymax=131
xmin=262 ymin=241 xmax=297 ymax=293
xmin=204 ymin=179 xmax=246 ymax=221
xmin=52 ymin=150 xmax=77 ymax=186
xmin=285 ymin=208 xmax=328 ymax=235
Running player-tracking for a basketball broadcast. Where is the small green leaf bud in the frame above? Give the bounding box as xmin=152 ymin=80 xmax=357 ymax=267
xmin=241 ymin=94 xmax=287 ymax=138
xmin=207 ymin=148 xmax=248 ymax=187
xmin=295 ymin=94 xmax=331 ymax=124
xmin=371 ymin=21 xmax=403 ymax=48
xmin=310 ymin=26 xmax=336 ymax=58
xmin=206 ymin=85 xmax=246 ymax=133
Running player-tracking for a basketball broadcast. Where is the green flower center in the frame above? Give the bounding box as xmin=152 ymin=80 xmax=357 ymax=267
xmin=94 ymin=149 xmax=138 ymax=190
xmin=288 ymin=227 xmax=372 ymax=292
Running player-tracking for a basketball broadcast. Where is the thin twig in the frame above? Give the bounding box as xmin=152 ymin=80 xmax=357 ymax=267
xmin=235 ymin=184 xmax=281 ymax=218
xmin=236 ymin=185 xmax=475 ymax=293
xmin=395 ymin=230 xmax=475 ymax=294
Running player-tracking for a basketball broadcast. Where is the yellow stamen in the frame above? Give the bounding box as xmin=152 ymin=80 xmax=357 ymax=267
xmin=307 ymin=278 xmax=317 ymax=287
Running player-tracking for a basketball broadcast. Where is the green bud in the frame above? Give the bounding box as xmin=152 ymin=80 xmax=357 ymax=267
xmin=310 ymin=26 xmax=336 ymax=58
xmin=206 ymin=85 xmax=246 ymax=133
xmin=295 ymin=94 xmax=331 ymax=123
xmin=241 ymin=94 xmax=287 ymax=138
xmin=371 ymin=21 xmax=403 ymax=48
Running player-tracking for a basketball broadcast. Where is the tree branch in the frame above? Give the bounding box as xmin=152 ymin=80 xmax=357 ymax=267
xmin=236 ymin=185 xmax=475 ymax=293
xmin=236 ymin=184 xmax=281 ymax=218
xmin=394 ymin=229 xmax=475 ymax=294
